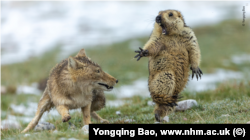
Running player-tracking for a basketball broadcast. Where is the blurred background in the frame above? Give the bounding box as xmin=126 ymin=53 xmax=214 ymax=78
xmin=1 ymin=0 xmax=250 ymax=133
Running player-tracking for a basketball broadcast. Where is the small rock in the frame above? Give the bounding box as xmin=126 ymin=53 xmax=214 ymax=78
xmin=221 ymin=114 xmax=230 ymax=117
xmin=53 ymin=130 xmax=58 ymax=133
xmin=24 ymin=134 xmax=30 ymax=137
xmin=162 ymin=116 xmax=169 ymax=122
xmin=1 ymin=120 xmax=21 ymax=129
xmin=154 ymin=122 xmax=160 ymax=124
xmin=59 ymin=138 xmax=67 ymax=140
xmin=82 ymin=125 xmax=89 ymax=134
xmin=1 ymin=86 xmax=6 ymax=94
xmin=176 ymin=99 xmax=198 ymax=111
xmin=116 ymin=111 xmax=121 ymax=115
xmin=195 ymin=120 xmax=199 ymax=123
xmin=124 ymin=119 xmax=134 ymax=123
xmin=34 ymin=122 xmax=55 ymax=131
xmin=247 ymin=121 xmax=250 ymax=124
xmin=147 ymin=101 xmax=155 ymax=106
xmin=183 ymin=118 xmax=187 ymax=121
xmin=68 ymin=122 xmax=77 ymax=130
xmin=68 ymin=138 xmax=79 ymax=140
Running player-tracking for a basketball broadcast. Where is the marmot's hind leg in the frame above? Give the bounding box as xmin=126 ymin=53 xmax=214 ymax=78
xmin=154 ymin=103 xmax=176 ymax=122
xmin=149 ymin=71 xmax=178 ymax=121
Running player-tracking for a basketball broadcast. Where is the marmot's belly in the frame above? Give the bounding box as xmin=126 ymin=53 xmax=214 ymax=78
xmin=148 ymin=50 xmax=190 ymax=93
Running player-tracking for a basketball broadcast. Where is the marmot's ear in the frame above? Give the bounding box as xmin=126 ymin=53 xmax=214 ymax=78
xmin=76 ymin=49 xmax=86 ymax=57
xmin=68 ymin=56 xmax=78 ymax=69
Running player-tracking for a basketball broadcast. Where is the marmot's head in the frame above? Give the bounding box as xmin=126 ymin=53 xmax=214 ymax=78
xmin=155 ymin=10 xmax=187 ymax=35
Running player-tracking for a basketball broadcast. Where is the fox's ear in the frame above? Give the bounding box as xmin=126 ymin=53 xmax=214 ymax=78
xmin=76 ymin=49 xmax=86 ymax=57
xmin=68 ymin=56 xmax=78 ymax=69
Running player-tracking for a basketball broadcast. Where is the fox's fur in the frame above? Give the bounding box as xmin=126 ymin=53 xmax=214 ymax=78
xmin=134 ymin=10 xmax=202 ymax=121
xmin=22 ymin=49 xmax=118 ymax=133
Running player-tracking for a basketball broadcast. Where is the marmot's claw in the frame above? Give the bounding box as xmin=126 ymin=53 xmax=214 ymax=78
xmin=137 ymin=56 xmax=142 ymax=61
xmin=165 ymin=102 xmax=178 ymax=107
xmin=191 ymin=66 xmax=203 ymax=81
xmin=199 ymin=68 xmax=203 ymax=75
xmin=134 ymin=54 xmax=140 ymax=58
xmin=134 ymin=47 xmax=149 ymax=61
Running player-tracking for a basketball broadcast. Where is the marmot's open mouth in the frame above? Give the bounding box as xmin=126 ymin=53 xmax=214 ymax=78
xmin=158 ymin=23 xmax=167 ymax=35
xmin=98 ymin=83 xmax=113 ymax=89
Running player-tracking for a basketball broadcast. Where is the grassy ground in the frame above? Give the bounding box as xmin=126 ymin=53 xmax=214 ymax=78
xmin=1 ymin=19 xmax=250 ymax=139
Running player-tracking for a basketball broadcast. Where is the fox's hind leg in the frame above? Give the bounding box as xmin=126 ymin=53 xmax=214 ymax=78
xmin=91 ymin=90 xmax=109 ymax=123
xmin=21 ymin=88 xmax=53 ymax=133
xmin=149 ymin=71 xmax=178 ymax=122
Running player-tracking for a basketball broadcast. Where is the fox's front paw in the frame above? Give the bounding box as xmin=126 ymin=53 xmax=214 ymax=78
xmin=190 ymin=66 xmax=203 ymax=81
xmin=62 ymin=115 xmax=71 ymax=122
xmin=100 ymin=119 xmax=109 ymax=124
xmin=134 ymin=47 xmax=149 ymax=61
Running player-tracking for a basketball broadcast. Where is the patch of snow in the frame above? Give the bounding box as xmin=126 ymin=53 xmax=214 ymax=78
xmin=231 ymin=54 xmax=250 ymax=64
xmin=221 ymin=114 xmax=230 ymax=117
xmin=16 ymin=83 xmax=41 ymax=95
xmin=2 ymin=1 xmax=248 ymax=65
xmin=106 ymin=100 xmax=125 ymax=107
xmin=1 ymin=119 xmax=21 ymax=129
xmin=114 ymin=79 xmax=150 ymax=98
xmin=147 ymin=101 xmax=155 ymax=106
xmin=186 ymin=69 xmax=243 ymax=92
xmin=9 ymin=102 xmax=81 ymax=123
xmin=111 ymin=69 xmax=243 ymax=98
xmin=116 ymin=111 xmax=121 ymax=115
xmin=124 ymin=119 xmax=135 ymax=123
xmin=10 ymin=102 xmax=38 ymax=116
xmin=24 ymin=134 xmax=30 ymax=137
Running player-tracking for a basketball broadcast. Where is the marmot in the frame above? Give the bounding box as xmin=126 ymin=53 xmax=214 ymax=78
xmin=134 ymin=10 xmax=203 ymax=122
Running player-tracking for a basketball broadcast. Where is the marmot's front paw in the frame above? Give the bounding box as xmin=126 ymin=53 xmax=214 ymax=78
xmin=134 ymin=47 xmax=149 ymax=61
xmin=190 ymin=66 xmax=203 ymax=81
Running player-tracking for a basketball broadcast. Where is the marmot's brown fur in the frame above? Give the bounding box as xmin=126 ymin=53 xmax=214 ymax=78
xmin=135 ymin=10 xmax=203 ymax=122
